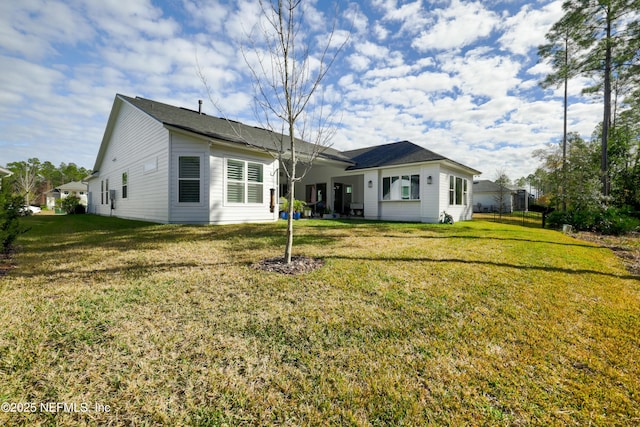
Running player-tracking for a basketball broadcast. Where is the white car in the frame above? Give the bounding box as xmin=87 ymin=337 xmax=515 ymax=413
xmin=20 ymin=205 xmax=42 ymax=215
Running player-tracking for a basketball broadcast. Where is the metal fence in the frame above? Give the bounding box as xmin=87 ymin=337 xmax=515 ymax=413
xmin=474 ymin=211 xmax=544 ymax=228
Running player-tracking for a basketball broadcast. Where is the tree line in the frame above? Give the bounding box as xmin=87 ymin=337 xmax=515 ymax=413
xmin=517 ymin=0 xmax=639 ymax=233
xmin=3 ymin=158 xmax=92 ymax=206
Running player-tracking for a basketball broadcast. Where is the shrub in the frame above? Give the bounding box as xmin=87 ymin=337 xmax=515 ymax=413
xmin=0 ymin=189 xmax=26 ymax=254
xmin=594 ymin=207 xmax=640 ymax=236
xmin=61 ymin=195 xmax=85 ymax=215
xmin=546 ymin=206 xmax=639 ymax=235
xmin=546 ymin=211 xmax=572 ymax=229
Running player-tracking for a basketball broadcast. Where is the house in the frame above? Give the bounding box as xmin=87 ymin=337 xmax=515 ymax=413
xmin=472 ymin=180 xmax=529 ymax=213
xmin=45 ymin=181 xmax=89 ymax=209
xmin=87 ymin=94 xmax=480 ymax=224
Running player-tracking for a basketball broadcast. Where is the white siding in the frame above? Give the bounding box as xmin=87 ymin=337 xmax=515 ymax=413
xmin=353 ymin=163 xmax=475 ymax=223
xmin=168 ymin=132 xmax=209 ymax=224
xmin=88 ymin=101 xmax=170 ymax=223
xmin=363 ymin=171 xmax=379 ymax=220
xmin=440 ymin=165 xmax=475 ymax=222
xmin=420 ymin=164 xmax=441 ymax=222
xmin=206 ymin=142 xmax=279 ymax=224
xmin=378 ymin=166 xmax=422 ymax=222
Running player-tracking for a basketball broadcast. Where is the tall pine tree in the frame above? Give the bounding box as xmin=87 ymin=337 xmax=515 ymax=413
xmin=542 ymin=0 xmax=640 ymax=197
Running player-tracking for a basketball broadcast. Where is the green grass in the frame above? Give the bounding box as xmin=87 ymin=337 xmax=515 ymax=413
xmin=1 ymin=215 xmax=639 ymax=426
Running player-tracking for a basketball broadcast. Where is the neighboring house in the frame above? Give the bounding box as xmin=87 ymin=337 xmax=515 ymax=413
xmin=473 ymin=180 xmax=528 ymax=213
xmin=46 ymin=181 xmax=89 ymax=209
xmin=87 ymin=94 xmax=481 ymax=224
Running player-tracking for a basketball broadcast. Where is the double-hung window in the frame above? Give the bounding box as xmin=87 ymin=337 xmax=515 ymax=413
xmin=382 ymin=174 xmax=420 ymax=200
xmin=178 ymin=156 xmax=201 ymax=203
xmin=226 ymin=159 xmax=263 ymax=204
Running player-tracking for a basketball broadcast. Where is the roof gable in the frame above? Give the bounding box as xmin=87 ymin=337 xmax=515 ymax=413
xmin=57 ymin=181 xmax=88 ymax=191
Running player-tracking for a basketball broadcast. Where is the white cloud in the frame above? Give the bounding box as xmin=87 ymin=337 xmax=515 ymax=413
xmin=498 ymin=1 xmax=564 ymax=56
xmin=412 ymin=0 xmax=500 ymax=52
xmin=85 ymin=0 xmax=179 ymax=41
xmin=347 ymin=53 xmax=371 ymax=72
xmin=373 ymin=22 xmax=389 ymax=41
xmin=183 ymin=0 xmax=230 ymax=29
xmin=440 ymin=49 xmax=522 ymax=97
xmin=355 ymin=40 xmax=390 ymax=60
xmin=0 ymin=0 xmax=94 ymax=59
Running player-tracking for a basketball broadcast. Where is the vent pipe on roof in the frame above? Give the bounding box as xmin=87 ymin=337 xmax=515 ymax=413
xmin=198 ymin=99 xmax=203 ymax=114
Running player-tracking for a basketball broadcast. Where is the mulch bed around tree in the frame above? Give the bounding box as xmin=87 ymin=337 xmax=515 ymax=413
xmin=252 ymin=255 xmax=325 ymax=275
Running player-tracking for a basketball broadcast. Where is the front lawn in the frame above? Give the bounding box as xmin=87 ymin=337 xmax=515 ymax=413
xmin=1 ymin=215 xmax=638 ymax=426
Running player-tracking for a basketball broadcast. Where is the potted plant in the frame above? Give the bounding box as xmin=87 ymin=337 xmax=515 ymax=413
xmin=293 ymin=199 xmax=306 ymax=220
xmin=279 ymin=197 xmax=288 ymax=219
xmin=280 ymin=198 xmax=306 ymax=220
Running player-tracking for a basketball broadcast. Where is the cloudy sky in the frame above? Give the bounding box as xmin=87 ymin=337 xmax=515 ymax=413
xmin=0 ymin=0 xmax=604 ymax=180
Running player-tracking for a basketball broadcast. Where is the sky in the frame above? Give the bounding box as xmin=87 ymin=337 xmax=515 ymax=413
xmin=0 ymin=0 xmax=605 ymax=181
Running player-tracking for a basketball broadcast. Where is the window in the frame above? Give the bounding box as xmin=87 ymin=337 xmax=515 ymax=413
xmin=247 ymin=162 xmax=263 ymax=203
xmin=449 ymin=175 xmax=468 ymax=205
xmin=105 ymin=179 xmax=109 ymax=205
xmin=226 ymin=159 xmax=264 ymax=204
xmin=122 ymin=172 xmax=128 ymax=199
xmin=178 ymin=156 xmax=200 ymax=203
xmin=382 ymin=174 xmax=420 ymax=200
xmin=101 ymin=180 xmax=104 ymax=204
xmin=227 ymin=160 xmax=245 ymax=203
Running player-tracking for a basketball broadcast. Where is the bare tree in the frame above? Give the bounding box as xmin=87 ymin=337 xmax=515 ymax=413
xmin=239 ymin=0 xmax=348 ymax=263
xmin=7 ymin=158 xmax=42 ymax=206
xmin=493 ymin=170 xmax=512 ymax=218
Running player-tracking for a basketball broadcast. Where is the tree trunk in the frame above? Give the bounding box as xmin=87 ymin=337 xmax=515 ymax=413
xmin=601 ymin=8 xmax=612 ymax=197
xmin=562 ymin=36 xmax=569 ymax=212
xmin=284 ymin=130 xmax=296 ymax=264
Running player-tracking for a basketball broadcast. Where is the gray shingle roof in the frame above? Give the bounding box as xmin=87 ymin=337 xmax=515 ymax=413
xmin=119 ymin=95 xmax=351 ymax=163
xmin=473 ymin=180 xmax=517 ymax=192
xmin=115 ymin=95 xmax=480 ymax=175
xmin=342 ymin=140 xmax=448 ymax=170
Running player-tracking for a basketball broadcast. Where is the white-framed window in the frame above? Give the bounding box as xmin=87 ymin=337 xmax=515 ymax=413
xmin=122 ymin=171 xmax=128 ymax=199
xmin=226 ymin=159 xmax=264 ymax=204
xmin=382 ymin=174 xmax=420 ymax=200
xmin=103 ymin=179 xmax=109 ymax=205
xmin=178 ymin=156 xmax=201 ymax=203
xmin=449 ymin=175 xmax=468 ymax=205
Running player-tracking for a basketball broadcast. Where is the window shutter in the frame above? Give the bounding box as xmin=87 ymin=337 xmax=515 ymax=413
xmin=247 ymin=163 xmax=263 ymax=183
xmin=227 ymin=160 xmax=244 ymax=181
